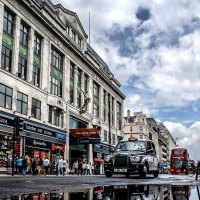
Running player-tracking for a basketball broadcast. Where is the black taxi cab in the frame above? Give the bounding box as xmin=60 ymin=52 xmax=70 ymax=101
xmin=104 ymin=137 xmax=159 ymax=178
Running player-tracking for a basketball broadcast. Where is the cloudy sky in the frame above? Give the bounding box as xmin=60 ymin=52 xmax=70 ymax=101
xmin=52 ymin=0 xmax=200 ymax=161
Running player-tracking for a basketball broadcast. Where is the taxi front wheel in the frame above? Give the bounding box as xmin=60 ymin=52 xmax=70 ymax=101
xmin=105 ymin=171 xmax=113 ymax=177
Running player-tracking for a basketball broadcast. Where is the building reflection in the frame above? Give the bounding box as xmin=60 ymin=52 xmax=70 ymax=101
xmin=0 ymin=185 xmax=195 ymax=200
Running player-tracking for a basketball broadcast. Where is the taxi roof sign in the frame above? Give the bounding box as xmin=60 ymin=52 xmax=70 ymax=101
xmin=128 ymin=136 xmax=138 ymax=141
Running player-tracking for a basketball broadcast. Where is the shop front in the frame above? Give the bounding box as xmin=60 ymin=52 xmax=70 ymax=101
xmin=0 ymin=111 xmax=21 ymax=174
xmin=69 ymin=116 xmax=100 ymax=168
xmin=21 ymin=119 xmax=66 ymax=172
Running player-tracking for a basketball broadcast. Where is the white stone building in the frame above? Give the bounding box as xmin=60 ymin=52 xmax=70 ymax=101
xmin=0 ymin=0 xmax=125 ymax=174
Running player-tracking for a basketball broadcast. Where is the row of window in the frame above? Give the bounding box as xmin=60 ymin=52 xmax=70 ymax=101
xmin=66 ymin=24 xmax=82 ymax=47
xmin=103 ymin=130 xmax=116 ymax=145
xmin=0 ymin=83 xmax=41 ymax=119
xmin=0 ymin=83 xmax=64 ymax=127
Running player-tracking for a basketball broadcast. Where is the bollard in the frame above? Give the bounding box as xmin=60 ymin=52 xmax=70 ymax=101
xmin=196 ymin=161 xmax=200 ymax=181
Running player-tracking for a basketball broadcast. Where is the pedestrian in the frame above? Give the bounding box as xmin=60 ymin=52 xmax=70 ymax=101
xmin=25 ymin=155 xmax=31 ymax=174
xmin=32 ymin=158 xmax=37 ymax=175
xmin=73 ymin=160 xmax=78 ymax=175
xmin=87 ymin=163 xmax=90 ymax=175
xmin=22 ymin=156 xmax=27 ymax=176
xmin=43 ymin=156 xmax=50 ymax=176
xmin=16 ymin=157 xmax=23 ymax=175
xmin=57 ymin=156 xmax=64 ymax=176
xmin=91 ymin=163 xmax=94 ymax=175
xmin=62 ymin=158 xmax=66 ymax=175
xmin=82 ymin=162 xmax=87 ymax=175
xmin=78 ymin=160 xmax=83 ymax=175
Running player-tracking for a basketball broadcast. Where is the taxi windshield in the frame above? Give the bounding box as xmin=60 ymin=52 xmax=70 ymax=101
xmin=116 ymin=141 xmax=146 ymax=152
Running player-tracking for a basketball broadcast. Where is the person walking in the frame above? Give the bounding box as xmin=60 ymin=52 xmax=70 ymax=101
xmin=16 ymin=157 xmax=23 ymax=175
xmin=74 ymin=160 xmax=78 ymax=175
xmin=82 ymin=161 xmax=87 ymax=175
xmin=22 ymin=156 xmax=27 ymax=176
xmin=31 ymin=158 xmax=37 ymax=175
xmin=78 ymin=160 xmax=83 ymax=175
xmin=57 ymin=156 xmax=64 ymax=176
xmin=43 ymin=156 xmax=50 ymax=176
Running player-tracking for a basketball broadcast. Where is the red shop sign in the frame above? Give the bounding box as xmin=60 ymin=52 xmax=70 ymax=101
xmin=52 ymin=143 xmax=56 ymax=151
xmin=62 ymin=146 xmax=65 ymax=153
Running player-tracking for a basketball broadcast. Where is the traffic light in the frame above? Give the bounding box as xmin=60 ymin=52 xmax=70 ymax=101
xmin=18 ymin=117 xmax=24 ymax=132
xmin=15 ymin=117 xmax=24 ymax=136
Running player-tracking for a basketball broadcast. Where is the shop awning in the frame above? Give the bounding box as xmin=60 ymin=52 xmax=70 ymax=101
xmin=70 ymin=128 xmax=100 ymax=139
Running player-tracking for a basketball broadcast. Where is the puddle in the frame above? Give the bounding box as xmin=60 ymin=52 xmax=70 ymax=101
xmin=0 ymin=185 xmax=200 ymax=199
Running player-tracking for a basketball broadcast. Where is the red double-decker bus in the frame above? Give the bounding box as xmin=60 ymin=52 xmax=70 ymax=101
xmin=170 ymin=147 xmax=189 ymax=175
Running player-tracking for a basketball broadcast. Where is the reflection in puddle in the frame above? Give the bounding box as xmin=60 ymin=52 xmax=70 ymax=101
xmin=0 ymin=185 xmax=200 ymax=200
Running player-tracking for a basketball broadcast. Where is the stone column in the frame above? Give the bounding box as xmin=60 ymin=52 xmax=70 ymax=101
xmin=74 ymin=65 xmax=78 ymax=107
xmin=0 ymin=1 xmax=4 ymax=65
xmin=27 ymin=27 xmax=34 ymax=83
xmin=100 ymin=87 xmax=104 ymax=121
xmin=81 ymin=71 xmax=85 ymax=107
xmin=62 ymin=56 xmax=67 ymax=101
xmin=65 ymin=57 xmax=70 ymax=103
xmin=87 ymin=76 xmax=93 ymax=115
xmin=41 ymin=38 xmax=49 ymax=91
xmin=12 ymin=15 xmax=21 ymax=75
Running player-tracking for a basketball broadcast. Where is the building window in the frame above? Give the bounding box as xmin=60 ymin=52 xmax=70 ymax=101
xmin=104 ymin=130 xmax=107 ymax=143
xmin=72 ymin=30 xmax=76 ymax=41
xmin=66 ymin=24 xmax=69 ymax=35
xmin=130 ymin=126 xmax=133 ymax=132
xmin=16 ymin=92 xmax=28 ymax=115
xmin=50 ymin=48 xmax=63 ymax=97
xmin=78 ymin=37 xmax=81 ymax=47
xmin=107 ymin=94 xmax=110 ymax=123
xmin=32 ymin=65 xmax=40 ymax=87
xmin=50 ymin=77 xmax=62 ymax=97
xmin=70 ymin=63 xmax=75 ymax=104
xmin=1 ymin=46 xmax=12 ymax=72
xmin=149 ymin=132 xmax=152 ymax=140
xmin=48 ymin=106 xmax=63 ymax=127
xmin=20 ymin=24 xmax=29 ymax=47
xmin=51 ymin=48 xmax=63 ymax=71
xmin=31 ymin=98 xmax=41 ymax=120
xmin=33 ymin=34 xmax=41 ymax=87
xmin=77 ymin=69 xmax=81 ymax=108
xmin=117 ymin=102 xmax=122 ymax=130
xmin=34 ymin=34 xmax=41 ymax=55
xmin=93 ymin=82 xmax=99 ymax=117
xmin=103 ymin=90 xmax=106 ymax=121
xmin=0 ymin=83 xmax=12 ymax=109
xmin=112 ymin=134 xmax=115 ymax=145
xmin=140 ymin=135 xmax=143 ymax=139
xmin=18 ymin=56 xmax=27 ymax=80
xmin=3 ymin=9 xmax=14 ymax=35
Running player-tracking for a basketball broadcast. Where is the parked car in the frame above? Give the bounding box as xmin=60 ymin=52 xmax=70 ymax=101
xmin=104 ymin=138 xmax=159 ymax=178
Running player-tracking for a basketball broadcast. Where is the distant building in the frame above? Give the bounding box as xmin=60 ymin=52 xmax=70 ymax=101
xmin=124 ymin=110 xmax=159 ymax=158
xmin=157 ymin=122 xmax=177 ymax=165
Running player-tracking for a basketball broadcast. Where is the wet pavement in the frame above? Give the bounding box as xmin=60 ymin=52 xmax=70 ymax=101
xmin=0 ymin=184 xmax=200 ymax=199
xmin=0 ymin=174 xmax=200 ymax=199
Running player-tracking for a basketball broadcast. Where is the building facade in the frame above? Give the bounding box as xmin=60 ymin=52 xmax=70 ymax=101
xmin=157 ymin=122 xmax=177 ymax=165
xmin=0 ymin=0 xmax=125 ymax=173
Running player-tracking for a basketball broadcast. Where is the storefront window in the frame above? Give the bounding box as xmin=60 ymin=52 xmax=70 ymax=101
xmin=0 ymin=135 xmax=20 ymax=173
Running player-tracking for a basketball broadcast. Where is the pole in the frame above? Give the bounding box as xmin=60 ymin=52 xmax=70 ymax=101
xmin=12 ymin=117 xmax=17 ymax=176
xmin=89 ymin=11 xmax=90 ymax=45
xmin=108 ymin=95 xmax=111 ymax=154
